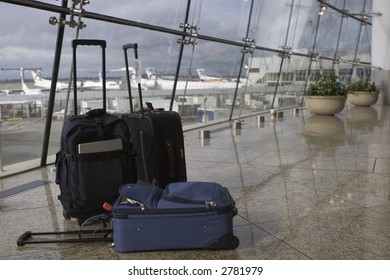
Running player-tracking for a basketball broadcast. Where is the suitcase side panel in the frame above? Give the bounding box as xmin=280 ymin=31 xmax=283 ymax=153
xmin=139 ymin=111 xmax=187 ymax=187
xmin=113 ymin=211 xmax=233 ymax=252
xmin=122 ymin=111 xmax=187 ymax=187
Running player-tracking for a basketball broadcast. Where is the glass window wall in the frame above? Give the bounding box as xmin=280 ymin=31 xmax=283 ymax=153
xmin=0 ymin=0 xmax=374 ymax=176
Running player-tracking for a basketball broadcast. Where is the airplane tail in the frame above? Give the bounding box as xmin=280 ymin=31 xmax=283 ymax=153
xmin=20 ymin=68 xmax=28 ymax=94
xmin=195 ymin=68 xmax=223 ymax=82
xmin=20 ymin=68 xmax=42 ymax=95
xmin=196 ymin=69 xmax=206 ymax=81
xmin=21 ymin=82 xmax=30 ymax=94
xmin=31 ymin=70 xmax=43 ymax=82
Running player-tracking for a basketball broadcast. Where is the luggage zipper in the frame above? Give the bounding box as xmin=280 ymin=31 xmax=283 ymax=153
xmin=205 ymin=201 xmax=217 ymax=209
xmin=113 ymin=205 xmax=232 ymax=218
xmin=120 ymin=197 xmax=145 ymax=210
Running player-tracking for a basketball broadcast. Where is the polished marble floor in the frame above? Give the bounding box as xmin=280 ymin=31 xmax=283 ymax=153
xmin=1 ymin=104 xmax=390 ymax=260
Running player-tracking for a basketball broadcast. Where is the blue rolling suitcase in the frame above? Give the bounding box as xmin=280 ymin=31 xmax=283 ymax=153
xmin=112 ymin=182 xmax=239 ymax=252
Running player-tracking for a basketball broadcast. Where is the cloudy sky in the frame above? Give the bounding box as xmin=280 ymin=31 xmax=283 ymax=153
xmin=0 ymin=0 xmax=244 ymax=80
xmin=0 ymin=0 xmax=369 ymax=82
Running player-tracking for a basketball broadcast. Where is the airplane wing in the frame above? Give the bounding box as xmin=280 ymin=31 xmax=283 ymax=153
xmin=0 ymin=88 xmax=24 ymax=94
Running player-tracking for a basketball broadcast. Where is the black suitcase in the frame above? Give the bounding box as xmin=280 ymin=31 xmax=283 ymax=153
xmin=55 ymin=39 xmax=137 ymax=224
xmin=121 ymin=43 xmax=187 ymax=188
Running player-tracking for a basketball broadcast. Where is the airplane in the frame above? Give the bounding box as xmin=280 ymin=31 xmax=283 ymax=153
xmin=1 ymin=67 xmax=42 ymax=95
xmin=110 ymin=67 xmax=150 ymax=90
xmin=30 ymin=69 xmax=68 ymax=91
xmin=196 ymin=68 xmax=225 ymax=82
xmin=80 ymin=71 xmax=122 ymax=90
xmin=0 ymin=88 xmax=15 ymax=95
xmin=144 ymin=67 xmax=241 ymax=90
xmin=230 ymin=65 xmax=253 ymax=87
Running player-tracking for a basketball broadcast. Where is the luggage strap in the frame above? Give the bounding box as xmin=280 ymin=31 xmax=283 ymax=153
xmin=56 ymin=150 xmax=73 ymax=161
xmin=95 ymin=119 xmax=104 ymax=140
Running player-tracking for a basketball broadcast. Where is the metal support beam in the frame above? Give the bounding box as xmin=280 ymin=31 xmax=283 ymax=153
xmin=40 ymin=0 xmax=68 ymax=167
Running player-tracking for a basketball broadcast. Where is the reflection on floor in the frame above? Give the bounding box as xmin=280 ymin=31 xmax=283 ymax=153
xmin=1 ymin=104 xmax=390 ymax=260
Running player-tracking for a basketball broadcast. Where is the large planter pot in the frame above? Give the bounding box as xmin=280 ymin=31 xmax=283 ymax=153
xmin=304 ymin=95 xmax=346 ymax=115
xmin=347 ymin=91 xmax=379 ymax=107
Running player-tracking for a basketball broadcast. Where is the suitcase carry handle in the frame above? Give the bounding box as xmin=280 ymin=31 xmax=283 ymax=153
xmin=123 ymin=43 xmax=143 ymax=114
xmin=86 ymin=108 xmax=106 ymax=117
xmin=72 ymin=39 xmax=107 ymax=115
xmin=72 ymin=39 xmax=107 ymax=48
xmin=123 ymin=43 xmax=137 ymax=50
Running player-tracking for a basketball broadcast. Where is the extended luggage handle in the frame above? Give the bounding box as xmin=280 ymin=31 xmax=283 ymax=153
xmin=123 ymin=43 xmax=144 ymax=114
xmin=72 ymin=39 xmax=107 ymax=115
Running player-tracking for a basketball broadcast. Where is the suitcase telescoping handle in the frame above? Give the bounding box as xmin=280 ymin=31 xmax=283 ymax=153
xmin=123 ymin=43 xmax=144 ymax=114
xmin=72 ymin=39 xmax=107 ymax=115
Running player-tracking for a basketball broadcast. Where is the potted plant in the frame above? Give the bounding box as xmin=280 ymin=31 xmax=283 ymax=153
xmin=345 ymin=80 xmax=379 ymax=107
xmin=304 ymin=72 xmax=347 ymax=115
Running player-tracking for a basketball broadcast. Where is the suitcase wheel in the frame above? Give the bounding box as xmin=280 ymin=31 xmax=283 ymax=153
xmin=231 ymin=235 xmax=240 ymax=249
xmin=77 ymin=217 xmax=86 ymax=226
xmin=206 ymin=234 xmax=239 ymax=250
xmin=63 ymin=209 xmax=71 ymax=220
